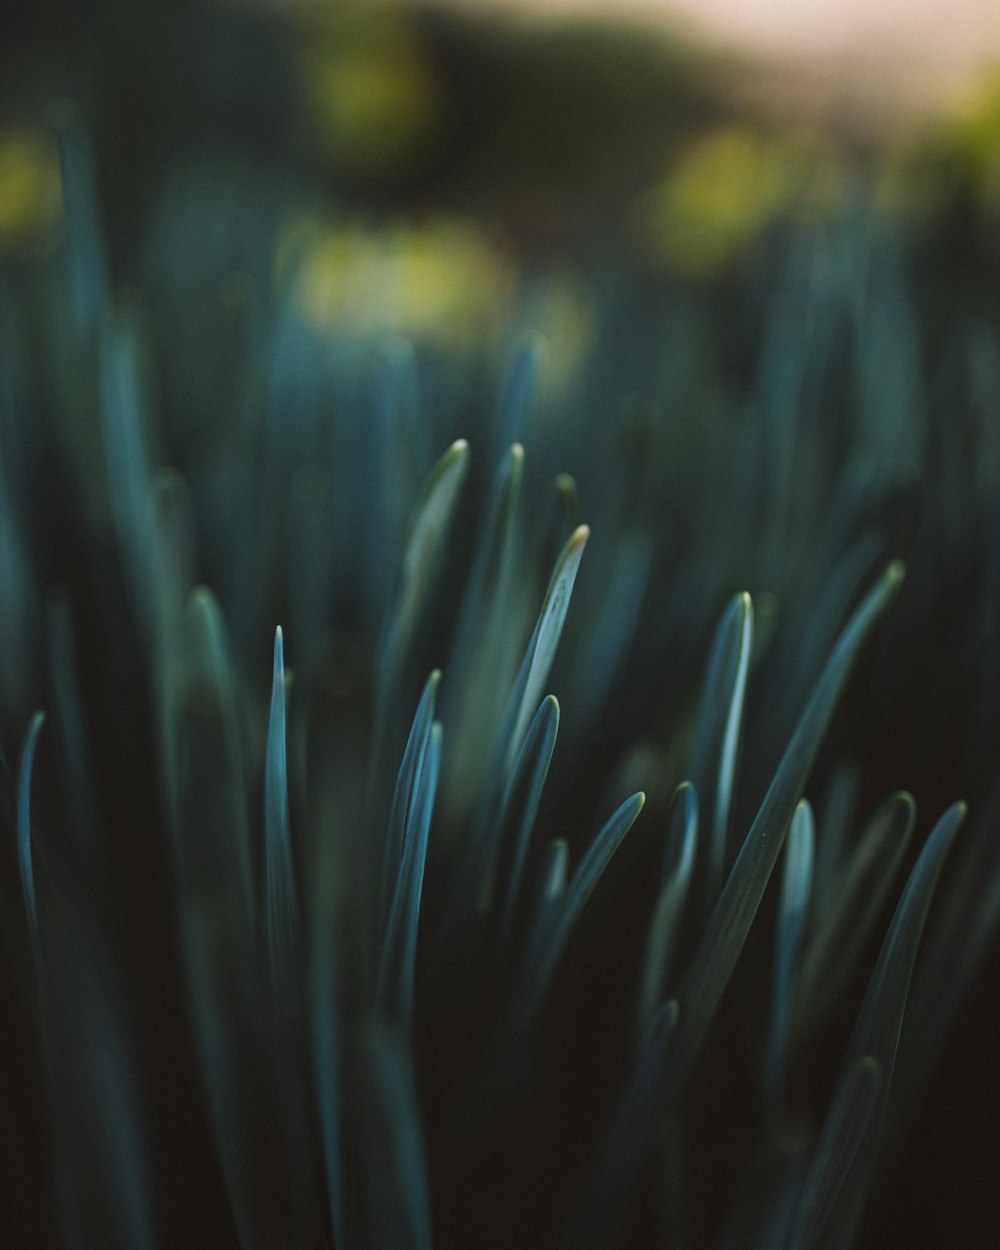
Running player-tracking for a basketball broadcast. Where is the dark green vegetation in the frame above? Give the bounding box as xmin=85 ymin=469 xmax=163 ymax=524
xmin=2 ymin=7 xmax=1000 ymax=1250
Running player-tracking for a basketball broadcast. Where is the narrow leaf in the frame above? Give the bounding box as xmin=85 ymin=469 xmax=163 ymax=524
xmin=674 ymin=562 xmax=905 ymax=1081
xmin=17 ymin=710 xmax=45 ymax=958
xmin=637 ymin=783 xmax=698 ymax=1031
xmin=794 ymin=792 xmax=916 ymax=1042
xmin=521 ymin=791 xmax=645 ymax=1015
xmin=379 ymin=723 xmax=442 ymax=1030
xmin=265 ymin=626 xmax=299 ymax=1001
xmin=766 ymin=798 xmax=814 ymax=1100
xmin=505 ymin=523 xmax=589 ymax=770
xmin=364 ymin=1028 xmax=433 ymax=1250
xmin=382 ymin=438 xmax=469 ymax=676
xmin=381 ymin=671 xmax=440 ymax=932
xmin=496 ymin=695 xmax=560 ymax=933
xmin=691 ymin=592 xmax=753 ymax=907
xmin=790 ymin=1056 xmax=883 ymax=1250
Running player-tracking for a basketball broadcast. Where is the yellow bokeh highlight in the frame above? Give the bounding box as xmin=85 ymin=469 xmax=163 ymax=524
xmin=277 ymin=213 xmax=518 ymax=347
xmin=638 ymin=126 xmax=842 ymax=276
xmin=0 ymin=128 xmax=63 ymax=250
xmin=300 ymin=20 xmax=440 ymax=176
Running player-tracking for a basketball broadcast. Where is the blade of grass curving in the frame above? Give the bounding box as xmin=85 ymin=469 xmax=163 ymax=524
xmin=380 ymin=671 xmax=440 ymax=933
xmin=575 ymin=999 xmax=680 ymax=1248
xmin=372 ymin=439 xmax=467 ymax=810
xmin=520 ymin=792 xmax=645 ymax=1017
xmin=542 ymin=838 xmax=568 ymax=900
xmin=171 ymin=588 xmax=254 ymax=918
xmin=378 ymin=723 xmax=442 ymax=1031
xmin=443 ymin=445 xmax=525 ymax=814
xmin=901 ymin=797 xmax=1000 ymax=1099
xmin=364 ymin=1027 xmax=433 ymax=1250
xmin=789 ymin=1056 xmax=883 ymax=1250
xmin=847 ymin=800 xmax=966 ymax=1079
xmin=495 ymin=695 xmax=559 ymax=934
xmin=637 ymin=783 xmax=698 ymax=1033
xmin=766 ymin=799 xmax=814 ymax=1101
xmin=447 ymin=443 xmax=523 ymax=683
xmin=169 ymin=598 xmax=278 ymax=1247
xmin=505 ymin=523 xmax=589 ymax=771
xmin=691 ymin=592 xmax=753 ymax=908
xmin=796 ymin=801 xmax=965 ymax=1248
xmin=17 ymin=711 xmax=45 ymax=960
xmin=793 ymin=792 xmax=915 ymax=1043
xmin=673 ymin=562 xmax=905 ymax=1083
xmin=265 ymin=626 xmax=299 ymax=1005
xmin=53 ymin=103 xmax=108 ymax=332
xmin=453 ymin=524 xmax=587 ymax=914
xmin=380 ymin=438 xmax=469 ymax=683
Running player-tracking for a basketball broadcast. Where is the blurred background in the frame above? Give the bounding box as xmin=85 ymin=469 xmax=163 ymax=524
xmin=3 ymin=0 xmax=1000 ymax=290
xmin=2 ymin=1 xmax=1000 ymax=1246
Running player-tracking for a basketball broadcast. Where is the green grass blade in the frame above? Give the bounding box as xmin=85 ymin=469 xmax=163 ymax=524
xmin=673 ymin=562 xmax=905 ymax=1082
xmin=520 ymin=791 xmax=645 ymax=1017
xmin=265 ymin=626 xmax=299 ymax=1003
xmin=691 ymin=592 xmax=753 ymax=908
xmin=17 ymin=710 xmax=45 ymax=960
xmin=847 ymin=800 xmax=966 ymax=1078
xmin=637 ymin=783 xmax=698 ymax=1032
xmin=382 ymin=438 xmax=469 ymax=680
xmin=379 ymin=723 xmax=442 ymax=1031
xmin=381 ymin=671 xmax=440 ymax=933
xmin=444 ymin=444 xmax=524 ymax=813
xmin=505 ymin=523 xmax=589 ymax=772
xmin=364 ymin=1027 xmax=433 ymax=1250
xmin=766 ymin=798 xmax=814 ymax=1100
xmin=789 ymin=1056 xmax=883 ymax=1250
xmin=496 ymin=695 xmax=560 ymax=934
xmin=795 ymin=801 xmax=965 ymax=1247
xmin=794 ymin=792 xmax=916 ymax=1043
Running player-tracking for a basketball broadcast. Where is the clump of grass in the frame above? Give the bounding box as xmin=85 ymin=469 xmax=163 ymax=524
xmin=0 ymin=111 xmax=997 ymax=1250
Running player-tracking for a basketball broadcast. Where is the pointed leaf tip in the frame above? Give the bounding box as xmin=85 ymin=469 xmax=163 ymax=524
xmin=18 ymin=711 xmax=46 ymax=955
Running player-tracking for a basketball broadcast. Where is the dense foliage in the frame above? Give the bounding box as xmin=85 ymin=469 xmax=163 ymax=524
xmin=1 ymin=32 xmax=999 ymax=1250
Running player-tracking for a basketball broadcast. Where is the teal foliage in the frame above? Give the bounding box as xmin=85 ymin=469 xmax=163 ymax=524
xmin=0 ymin=112 xmax=997 ymax=1250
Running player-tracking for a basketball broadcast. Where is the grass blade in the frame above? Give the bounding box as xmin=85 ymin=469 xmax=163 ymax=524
xmin=17 ymin=710 xmax=45 ymax=959
xmin=637 ymin=783 xmax=698 ymax=1032
xmin=673 ymin=562 xmax=905 ymax=1082
xmin=691 ymin=592 xmax=753 ymax=908
xmin=795 ymin=800 xmax=965 ymax=1247
xmin=520 ymin=791 xmax=645 ymax=1017
xmin=364 ymin=1027 xmax=433 ymax=1250
xmin=265 ymin=626 xmax=299 ymax=1003
xmin=379 ymin=723 xmax=442 ymax=1031
xmin=381 ymin=671 xmax=440 ymax=933
xmin=381 ymin=438 xmax=469 ymax=681
xmin=766 ymin=798 xmax=814 ymax=1100
xmin=794 ymin=792 xmax=916 ymax=1043
xmin=505 ymin=523 xmax=589 ymax=772
xmin=496 ymin=695 xmax=560 ymax=934
xmin=790 ymin=1056 xmax=883 ymax=1250
xmin=848 ymin=800 xmax=966 ymax=1078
